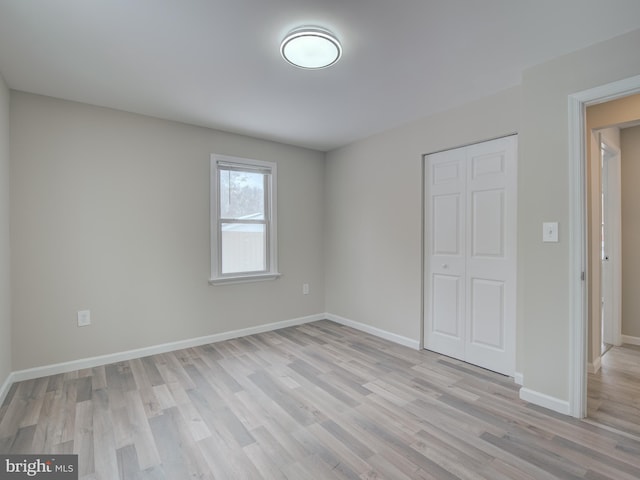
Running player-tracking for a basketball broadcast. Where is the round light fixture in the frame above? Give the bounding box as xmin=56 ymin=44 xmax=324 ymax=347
xmin=280 ymin=26 xmax=342 ymax=69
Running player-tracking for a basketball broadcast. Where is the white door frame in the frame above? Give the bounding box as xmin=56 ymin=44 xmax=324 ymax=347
xmin=568 ymin=74 xmax=640 ymax=418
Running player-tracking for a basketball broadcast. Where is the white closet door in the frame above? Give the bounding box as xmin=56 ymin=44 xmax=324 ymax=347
xmin=424 ymin=136 xmax=517 ymax=376
xmin=464 ymin=137 xmax=516 ymax=375
xmin=424 ymin=147 xmax=467 ymax=362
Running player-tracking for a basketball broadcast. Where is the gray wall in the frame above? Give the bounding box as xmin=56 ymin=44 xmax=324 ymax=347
xmin=0 ymin=73 xmax=10 ymax=386
xmin=10 ymin=92 xmax=325 ymax=370
xmin=325 ymin=87 xmax=521 ymax=352
xmin=621 ymin=125 xmax=640 ymax=338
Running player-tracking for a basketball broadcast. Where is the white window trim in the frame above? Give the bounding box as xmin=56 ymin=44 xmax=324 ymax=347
xmin=209 ymin=154 xmax=280 ymax=285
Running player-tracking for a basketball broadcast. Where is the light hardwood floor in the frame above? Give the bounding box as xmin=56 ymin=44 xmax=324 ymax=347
xmin=2 ymin=320 xmax=640 ymax=479
xmin=588 ymin=344 xmax=640 ymax=438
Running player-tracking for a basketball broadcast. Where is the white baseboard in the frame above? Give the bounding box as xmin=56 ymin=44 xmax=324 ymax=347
xmin=519 ymin=387 xmax=570 ymax=416
xmin=621 ymin=334 xmax=640 ymax=346
xmin=514 ymin=372 xmax=524 ymax=385
xmin=587 ymin=356 xmax=602 ymax=374
xmin=325 ymin=313 xmax=420 ymax=350
xmin=0 ymin=371 xmax=15 ymax=406
xmin=9 ymin=313 xmax=325 ymax=384
xmin=4 ymin=312 xmax=419 ymax=403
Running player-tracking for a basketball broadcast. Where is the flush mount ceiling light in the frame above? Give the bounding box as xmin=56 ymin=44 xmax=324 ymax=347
xmin=280 ymin=26 xmax=342 ymax=69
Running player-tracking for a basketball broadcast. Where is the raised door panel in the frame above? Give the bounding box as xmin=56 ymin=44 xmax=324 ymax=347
xmin=432 ymin=274 xmax=463 ymax=338
xmin=433 ymin=161 xmax=462 ymax=185
xmin=471 ymin=189 xmax=505 ymax=258
xmin=433 ymin=194 xmax=462 ymax=256
xmin=469 ymin=278 xmax=505 ymax=350
xmin=471 ymin=150 xmax=506 ymax=180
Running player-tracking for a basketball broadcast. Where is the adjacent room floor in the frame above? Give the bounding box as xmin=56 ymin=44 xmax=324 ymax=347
xmin=2 ymin=320 xmax=640 ymax=479
xmin=588 ymin=343 xmax=640 ymax=438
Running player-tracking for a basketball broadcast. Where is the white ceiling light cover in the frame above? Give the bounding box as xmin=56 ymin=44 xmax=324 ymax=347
xmin=280 ymin=26 xmax=342 ymax=69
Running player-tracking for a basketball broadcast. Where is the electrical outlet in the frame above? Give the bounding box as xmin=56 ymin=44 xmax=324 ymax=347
xmin=303 ymin=283 xmax=310 ymax=295
xmin=77 ymin=310 xmax=91 ymax=327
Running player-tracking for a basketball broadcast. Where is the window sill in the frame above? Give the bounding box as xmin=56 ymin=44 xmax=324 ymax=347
xmin=208 ymin=272 xmax=281 ymax=286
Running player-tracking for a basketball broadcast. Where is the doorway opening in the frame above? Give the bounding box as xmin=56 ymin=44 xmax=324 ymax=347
xmin=586 ymin=119 xmax=640 ymax=435
xmin=568 ymin=75 xmax=640 ymax=419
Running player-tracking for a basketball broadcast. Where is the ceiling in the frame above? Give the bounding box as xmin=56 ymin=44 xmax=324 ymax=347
xmin=1 ymin=1 xmax=640 ymax=152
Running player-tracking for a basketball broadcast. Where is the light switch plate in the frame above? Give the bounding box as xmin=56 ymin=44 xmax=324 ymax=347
xmin=543 ymin=222 xmax=559 ymax=242
xmin=77 ymin=309 xmax=91 ymax=327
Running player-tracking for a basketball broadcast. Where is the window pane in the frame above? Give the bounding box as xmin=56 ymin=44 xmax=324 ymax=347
xmin=221 ymin=223 xmax=266 ymax=274
xmin=219 ymin=170 xmax=265 ymax=220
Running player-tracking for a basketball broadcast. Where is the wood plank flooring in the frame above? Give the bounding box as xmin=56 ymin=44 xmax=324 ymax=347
xmin=588 ymin=344 xmax=640 ymax=438
xmin=1 ymin=320 xmax=640 ymax=479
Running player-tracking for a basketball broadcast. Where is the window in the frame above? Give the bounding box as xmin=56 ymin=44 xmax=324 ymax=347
xmin=210 ymin=154 xmax=279 ymax=284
